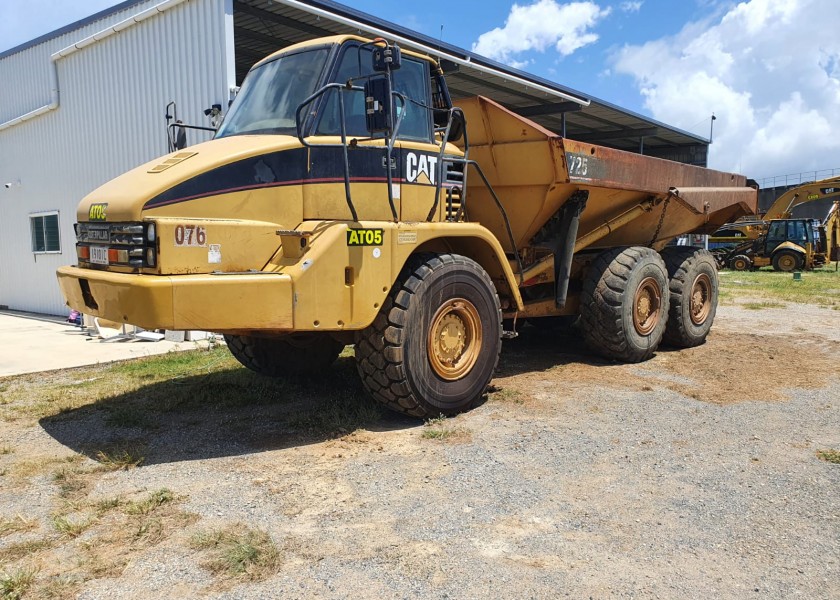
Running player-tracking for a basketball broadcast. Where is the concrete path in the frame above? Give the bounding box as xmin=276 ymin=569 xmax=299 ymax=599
xmin=0 ymin=311 xmax=201 ymax=378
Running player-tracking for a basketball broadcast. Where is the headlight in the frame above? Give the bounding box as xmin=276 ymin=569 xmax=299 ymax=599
xmin=146 ymin=248 xmax=156 ymax=267
xmin=147 ymin=223 xmax=156 ymax=242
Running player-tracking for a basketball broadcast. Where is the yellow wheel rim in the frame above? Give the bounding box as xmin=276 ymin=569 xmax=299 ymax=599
xmin=690 ymin=273 xmax=712 ymax=325
xmin=778 ymin=254 xmax=796 ymax=271
xmin=428 ymin=298 xmax=482 ymax=381
xmin=632 ymin=277 xmax=662 ymax=336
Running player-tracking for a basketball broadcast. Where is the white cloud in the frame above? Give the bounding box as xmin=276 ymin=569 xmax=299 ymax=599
xmin=473 ymin=1 xmax=611 ymax=66
xmin=620 ymin=1 xmax=643 ymax=12
xmin=613 ymin=0 xmax=840 ymax=179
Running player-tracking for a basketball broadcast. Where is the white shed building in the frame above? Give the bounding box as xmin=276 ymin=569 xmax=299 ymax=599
xmin=0 ymin=0 xmax=709 ymax=316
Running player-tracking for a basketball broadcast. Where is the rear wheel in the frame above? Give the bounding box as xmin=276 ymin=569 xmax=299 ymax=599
xmin=355 ymin=253 xmax=502 ymax=418
xmin=661 ymin=248 xmax=718 ymax=347
xmin=729 ymin=254 xmax=751 ymax=271
xmin=772 ymin=250 xmax=802 ymax=272
xmin=580 ymin=246 xmax=669 ymax=363
xmin=224 ymin=333 xmax=344 ymax=376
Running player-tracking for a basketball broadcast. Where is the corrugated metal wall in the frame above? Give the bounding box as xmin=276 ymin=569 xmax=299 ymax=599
xmin=0 ymin=0 xmax=234 ymax=315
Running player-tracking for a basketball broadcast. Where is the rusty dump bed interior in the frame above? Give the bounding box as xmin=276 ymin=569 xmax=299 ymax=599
xmin=458 ymin=96 xmax=757 ymax=253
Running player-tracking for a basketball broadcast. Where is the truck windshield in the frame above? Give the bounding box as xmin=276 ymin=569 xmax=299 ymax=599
xmin=216 ymin=48 xmax=329 ymax=137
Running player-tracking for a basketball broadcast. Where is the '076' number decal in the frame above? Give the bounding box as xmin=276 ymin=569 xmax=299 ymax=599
xmin=174 ymin=224 xmax=207 ymax=247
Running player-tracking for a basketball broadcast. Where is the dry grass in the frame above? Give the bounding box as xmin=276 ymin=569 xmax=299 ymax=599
xmin=190 ymin=525 xmax=281 ymax=581
xmin=488 ymin=385 xmax=525 ymax=404
xmin=0 ymin=515 xmax=37 ymax=538
xmin=421 ymin=416 xmax=472 ymax=442
xmin=816 ymin=449 xmax=840 ymax=464
xmin=94 ymin=445 xmax=145 ymax=471
xmin=0 ymin=566 xmax=37 ymax=600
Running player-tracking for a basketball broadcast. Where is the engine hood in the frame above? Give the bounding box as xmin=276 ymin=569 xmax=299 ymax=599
xmin=76 ymin=135 xmax=303 ymax=222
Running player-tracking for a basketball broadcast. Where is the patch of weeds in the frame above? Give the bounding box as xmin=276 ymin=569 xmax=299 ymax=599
xmin=287 ymin=383 xmax=382 ymax=436
xmin=816 ymin=449 xmax=840 ymax=464
xmin=743 ymin=301 xmax=786 ymax=310
xmin=0 ymin=515 xmax=38 ymax=538
xmin=0 ymin=566 xmax=37 ymax=600
xmin=13 ymin=454 xmax=83 ymax=480
xmin=0 ymin=445 xmax=12 ymax=455
xmin=93 ymin=445 xmax=145 ymax=470
xmin=53 ymin=467 xmax=90 ymax=499
xmin=52 ymin=514 xmax=93 ymax=538
xmin=0 ymin=539 xmax=54 ymax=563
xmin=421 ymin=415 xmax=471 ymax=442
xmin=488 ymin=386 xmax=524 ymax=404
xmin=33 ymin=574 xmax=85 ymax=600
xmin=123 ymin=489 xmax=173 ymax=516
xmin=94 ymin=497 xmax=123 ymax=513
xmin=190 ymin=525 xmax=280 ymax=581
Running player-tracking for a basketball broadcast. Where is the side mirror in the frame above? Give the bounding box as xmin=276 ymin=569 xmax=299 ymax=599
xmin=364 ymin=78 xmax=393 ymax=135
xmin=447 ymin=111 xmax=465 ymax=143
xmin=174 ymin=122 xmax=187 ymax=150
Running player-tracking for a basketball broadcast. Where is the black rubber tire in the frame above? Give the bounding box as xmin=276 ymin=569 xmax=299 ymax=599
xmin=580 ymin=246 xmax=669 ymax=363
xmin=224 ymin=333 xmax=344 ymax=376
xmin=772 ymin=250 xmax=803 ymax=272
xmin=354 ymin=253 xmax=502 ymax=418
xmin=729 ymin=254 xmax=751 ymax=271
xmin=661 ymin=248 xmax=718 ymax=348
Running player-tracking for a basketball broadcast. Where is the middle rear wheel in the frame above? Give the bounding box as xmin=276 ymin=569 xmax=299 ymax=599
xmin=580 ymin=246 xmax=669 ymax=363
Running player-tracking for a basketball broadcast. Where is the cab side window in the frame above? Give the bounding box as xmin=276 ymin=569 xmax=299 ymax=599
xmin=317 ymin=45 xmax=432 ymax=142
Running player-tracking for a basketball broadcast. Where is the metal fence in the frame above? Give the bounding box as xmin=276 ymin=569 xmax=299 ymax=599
xmin=755 ymin=167 xmax=840 ymax=189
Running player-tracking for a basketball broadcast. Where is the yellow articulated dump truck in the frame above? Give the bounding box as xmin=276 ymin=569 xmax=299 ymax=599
xmin=57 ymin=36 xmax=756 ymax=417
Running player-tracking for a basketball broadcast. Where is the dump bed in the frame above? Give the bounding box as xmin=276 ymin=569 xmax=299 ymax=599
xmin=458 ymin=96 xmax=757 ymax=253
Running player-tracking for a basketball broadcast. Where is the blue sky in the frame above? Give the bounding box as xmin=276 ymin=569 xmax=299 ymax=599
xmin=2 ymin=0 xmax=839 ymax=181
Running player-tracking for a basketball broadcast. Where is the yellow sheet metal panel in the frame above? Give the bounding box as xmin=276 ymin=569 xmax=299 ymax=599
xmin=171 ymin=274 xmax=293 ymax=331
xmin=153 ymin=218 xmax=282 ymax=275
xmin=56 ymin=265 xmax=175 ymax=330
xmin=77 ymin=135 xmax=304 ymax=223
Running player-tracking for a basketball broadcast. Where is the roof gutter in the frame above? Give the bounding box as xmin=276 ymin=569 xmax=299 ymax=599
xmin=272 ymin=0 xmax=590 ymax=107
xmin=0 ymin=0 xmax=190 ymax=133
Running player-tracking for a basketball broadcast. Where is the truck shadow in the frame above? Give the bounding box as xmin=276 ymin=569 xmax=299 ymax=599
xmin=39 ymin=356 xmax=417 ymax=467
xmin=497 ymin=322 xmax=613 ymax=377
xmin=39 ymin=328 xmax=615 ymax=468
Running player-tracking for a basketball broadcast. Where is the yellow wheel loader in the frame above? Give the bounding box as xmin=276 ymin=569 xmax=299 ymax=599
xmin=57 ymin=36 xmax=756 ymax=417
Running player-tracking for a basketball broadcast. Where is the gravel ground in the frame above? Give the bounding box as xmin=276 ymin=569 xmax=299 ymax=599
xmin=1 ymin=302 xmax=839 ymax=599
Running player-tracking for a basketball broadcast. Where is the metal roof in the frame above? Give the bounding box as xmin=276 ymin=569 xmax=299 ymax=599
xmin=2 ymin=0 xmax=709 ymax=161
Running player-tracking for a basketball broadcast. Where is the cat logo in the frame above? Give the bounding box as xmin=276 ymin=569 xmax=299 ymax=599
xmin=88 ymin=203 xmax=108 ymax=221
xmin=405 ymin=152 xmax=438 ymax=185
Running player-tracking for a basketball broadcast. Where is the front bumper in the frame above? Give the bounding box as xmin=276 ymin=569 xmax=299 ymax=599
xmin=56 ymin=266 xmax=293 ymax=332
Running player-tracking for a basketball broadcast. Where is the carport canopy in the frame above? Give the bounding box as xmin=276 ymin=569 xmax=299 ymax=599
xmin=232 ymin=0 xmax=709 ymax=165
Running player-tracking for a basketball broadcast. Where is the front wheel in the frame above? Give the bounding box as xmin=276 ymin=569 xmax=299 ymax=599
xmin=729 ymin=254 xmax=751 ymax=271
xmin=580 ymin=246 xmax=669 ymax=363
xmin=355 ymin=253 xmax=502 ymax=418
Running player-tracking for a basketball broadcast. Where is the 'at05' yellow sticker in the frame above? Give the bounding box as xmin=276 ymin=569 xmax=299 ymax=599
xmin=346 ymin=229 xmax=383 ymax=246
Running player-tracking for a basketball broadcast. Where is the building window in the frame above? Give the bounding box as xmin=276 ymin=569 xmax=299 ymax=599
xmin=30 ymin=212 xmax=61 ymax=253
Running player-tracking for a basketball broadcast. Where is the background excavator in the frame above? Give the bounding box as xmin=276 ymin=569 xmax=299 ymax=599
xmin=709 ymin=176 xmax=840 ymax=271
